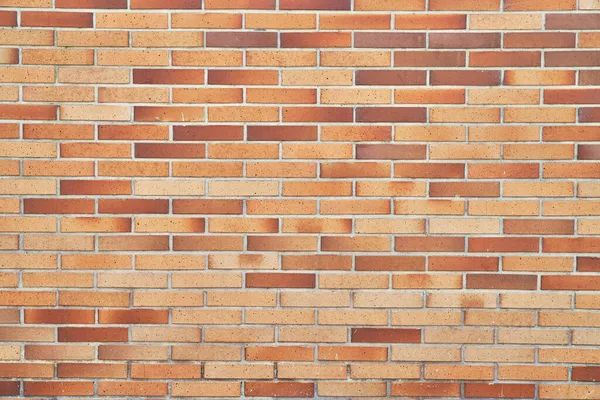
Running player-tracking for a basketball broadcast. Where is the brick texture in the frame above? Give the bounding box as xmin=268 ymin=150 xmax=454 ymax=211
xmin=0 ymin=0 xmax=598 ymax=398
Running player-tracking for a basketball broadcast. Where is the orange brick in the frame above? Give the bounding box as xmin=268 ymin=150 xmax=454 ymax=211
xmin=23 ymin=86 xmax=94 ymax=103
xmin=60 ymin=105 xmax=130 ymax=121
xmin=247 ymin=50 xmax=316 ymax=67
xmin=59 ymin=291 xmax=129 ymax=307
xmin=132 ymin=31 xmax=203 ymax=48
xmin=173 ymin=50 xmax=243 ymax=66
xmin=392 ymin=382 xmax=460 ymax=397
xmin=281 ymin=291 xmax=350 ymax=308
xmin=470 ymin=13 xmax=542 ymax=30
xmin=25 ymin=345 xmax=93 ymax=361
xmin=172 ymin=382 xmax=241 ymax=397
xmin=319 ymin=273 xmax=388 ymax=289
xmin=318 ymin=382 xmax=386 ymax=397
xmin=58 ymin=67 xmax=129 ymax=84
xmin=391 ymin=345 xmax=460 ymax=362
xmin=97 ymin=13 xmax=167 ymax=28
xmin=57 ymin=30 xmax=128 ymax=47
xmin=98 ymin=381 xmax=167 ymax=397
xmin=97 ymin=50 xmax=168 ymax=66
xmin=498 ymin=328 xmax=568 ymax=344
xmin=98 ymin=87 xmax=169 ymax=104
xmin=23 ymin=381 xmax=92 ymax=397
xmin=504 ymin=0 xmax=575 ymax=10
xmin=430 ymin=0 xmax=499 ymax=10
xmin=498 ymin=365 xmax=568 ymax=381
xmin=204 ymin=363 xmax=274 ymax=379
xmin=505 ymin=69 xmax=575 ymax=85
xmin=172 ymin=12 xmax=242 ymax=28
xmin=23 ymin=49 xmax=93 ymax=65
xmin=424 ymin=364 xmax=494 ymax=380
xmin=246 ymin=13 xmax=315 ymax=29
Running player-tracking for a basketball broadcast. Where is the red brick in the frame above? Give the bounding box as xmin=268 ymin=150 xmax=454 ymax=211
xmin=546 ymin=14 xmax=600 ymax=30
xmin=208 ymin=69 xmax=277 ymax=85
xmin=280 ymin=0 xmax=350 ymax=10
xmin=505 ymin=32 xmax=575 ymax=48
xmin=543 ymin=238 xmax=600 ymax=253
xmin=133 ymin=69 xmax=204 ymax=85
xmin=0 ymin=12 xmax=17 ymax=27
xmin=98 ymin=199 xmax=169 ymax=214
xmin=356 ymin=107 xmax=426 ymax=122
xmin=546 ymin=51 xmax=600 ymax=67
xmin=174 ymin=125 xmax=244 ymax=141
xmin=246 ymin=273 xmax=316 ymax=288
xmin=56 ymin=0 xmax=127 ymax=8
xmin=24 ymin=381 xmax=94 ymax=396
xmin=351 ymin=328 xmax=421 ymax=343
xmin=247 ymin=126 xmax=317 ymax=141
xmin=578 ymin=257 xmax=600 ymax=272
xmin=99 ymin=310 xmax=168 ymax=324
xmin=207 ymin=32 xmax=277 ymax=48
xmin=25 ymin=309 xmax=94 ymax=324
xmin=130 ymin=0 xmax=201 ymax=8
xmin=466 ymin=274 xmax=538 ymax=290
xmin=24 ymin=199 xmax=94 ymax=214
xmin=281 ymin=32 xmax=351 ymax=48
xmin=430 ymin=182 xmax=500 ymax=197
xmin=356 ymin=144 xmax=426 ymax=159
xmin=429 ymin=256 xmax=499 ymax=272
xmin=21 ymin=12 xmax=93 ymax=28
xmin=205 ymin=0 xmax=274 ymax=8
xmin=469 ymin=237 xmax=539 ymax=253
xmin=0 ymin=105 xmax=56 ymax=120
xmin=355 ymin=256 xmax=425 ymax=271
xmin=573 ymin=367 xmax=600 ymax=382
xmin=0 ymin=381 xmax=18 ymax=395
xmin=60 ymin=180 xmax=131 ymax=195
xmin=504 ymin=219 xmax=574 ymax=235
xmin=470 ymin=51 xmax=541 ymax=67
xmin=58 ymin=328 xmax=128 ymax=342
xmin=135 ymin=143 xmax=205 ymax=159
xmin=430 ymin=33 xmax=500 ymax=48
xmin=542 ymin=276 xmax=600 ymax=290
xmin=431 ymin=70 xmax=501 ymax=86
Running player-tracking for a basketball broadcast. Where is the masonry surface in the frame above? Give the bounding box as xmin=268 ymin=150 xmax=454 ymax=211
xmin=0 ymin=0 xmax=600 ymax=398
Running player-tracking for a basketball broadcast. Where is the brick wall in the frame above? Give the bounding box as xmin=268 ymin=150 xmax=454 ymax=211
xmin=0 ymin=0 xmax=599 ymax=398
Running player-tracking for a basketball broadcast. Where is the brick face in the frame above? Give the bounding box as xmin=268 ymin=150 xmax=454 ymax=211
xmin=0 ymin=0 xmax=598 ymax=398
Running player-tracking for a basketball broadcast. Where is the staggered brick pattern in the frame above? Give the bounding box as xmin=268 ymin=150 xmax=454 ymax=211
xmin=1 ymin=0 xmax=600 ymax=398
